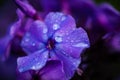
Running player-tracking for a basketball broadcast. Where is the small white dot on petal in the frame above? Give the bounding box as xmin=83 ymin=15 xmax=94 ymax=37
xmin=25 ymin=38 xmax=29 ymax=42
xmin=53 ymin=24 xmax=60 ymax=30
xmin=43 ymin=28 xmax=48 ymax=33
xmin=32 ymin=66 xmax=35 ymax=69
xmin=73 ymin=43 xmax=89 ymax=47
xmin=32 ymin=43 xmax=35 ymax=46
xmin=19 ymin=68 xmax=23 ymax=72
xmin=61 ymin=16 xmax=66 ymax=21
xmin=71 ymin=40 xmax=74 ymax=42
xmin=44 ymin=55 xmax=47 ymax=58
xmin=73 ymin=62 xmax=76 ymax=65
xmin=55 ymin=36 xmax=62 ymax=42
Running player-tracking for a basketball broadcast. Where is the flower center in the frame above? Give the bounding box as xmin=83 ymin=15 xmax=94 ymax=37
xmin=47 ymin=39 xmax=55 ymax=50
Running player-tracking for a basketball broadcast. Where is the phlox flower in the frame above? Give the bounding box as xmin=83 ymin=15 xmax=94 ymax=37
xmin=17 ymin=12 xmax=90 ymax=80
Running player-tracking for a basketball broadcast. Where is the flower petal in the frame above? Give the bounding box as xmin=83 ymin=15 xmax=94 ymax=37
xmin=56 ymin=28 xmax=90 ymax=58
xmin=21 ymin=20 xmax=48 ymax=54
xmin=55 ymin=49 xmax=80 ymax=80
xmin=17 ymin=50 xmax=48 ymax=72
xmin=45 ymin=12 xmax=76 ymax=37
xmin=40 ymin=60 xmax=67 ymax=80
xmin=54 ymin=14 xmax=76 ymax=37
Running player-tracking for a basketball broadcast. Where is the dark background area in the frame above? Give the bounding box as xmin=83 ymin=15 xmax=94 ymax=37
xmin=95 ymin=0 xmax=120 ymax=11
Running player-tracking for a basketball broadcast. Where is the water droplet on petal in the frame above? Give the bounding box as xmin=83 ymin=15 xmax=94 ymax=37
xmin=61 ymin=16 xmax=66 ymax=21
xmin=53 ymin=24 xmax=60 ymax=30
xmin=32 ymin=66 xmax=35 ymax=69
xmin=73 ymin=43 xmax=89 ymax=47
xmin=25 ymin=38 xmax=29 ymax=42
xmin=55 ymin=36 xmax=62 ymax=42
xmin=32 ymin=42 xmax=35 ymax=46
xmin=43 ymin=28 xmax=48 ymax=33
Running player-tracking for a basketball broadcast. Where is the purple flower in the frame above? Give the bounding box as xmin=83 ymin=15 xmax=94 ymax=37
xmin=17 ymin=12 xmax=90 ymax=79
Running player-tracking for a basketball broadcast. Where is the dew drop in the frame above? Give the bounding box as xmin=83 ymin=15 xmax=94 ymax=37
xmin=32 ymin=66 xmax=35 ymax=69
xmin=55 ymin=36 xmax=62 ymax=42
xmin=73 ymin=43 xmax=89 ymax=47
xmin=32 ymin=42 xmax=36 ymax=46
xmin=53 ymin=24 xmax=60 ymax=30
xmin=61 ymin=16 xmax=66 ymax=21
xmin=25 ymin=38 xmax=29 ymax=42
xmin=43 ymin=28 xmax=48 ymax=33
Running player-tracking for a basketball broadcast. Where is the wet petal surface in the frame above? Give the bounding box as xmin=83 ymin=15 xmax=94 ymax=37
xmin=45 ymin=12 xmax=76 ymax=37
xmin=17 ymin=50 xmax=48 ymax=72
xmin=27 ymin=20 xmax=48 ymax=42
xmin=56 ymin=28 xmax=90 ymax=58
xmin=55 ymin=49 xmax=80 ymax=80
xmin=21 ymin=20 xmax=48 ymax=54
